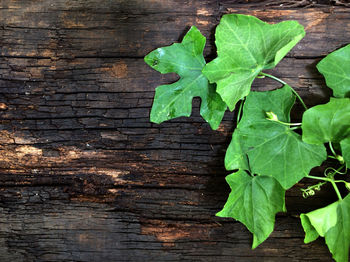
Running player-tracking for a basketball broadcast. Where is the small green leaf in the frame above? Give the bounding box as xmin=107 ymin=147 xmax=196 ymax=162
xmin=144 ymin=26 xmax=227 ymax=130
xmin=202 ymin=14 xmax=305 ymax=110
xmin=317 ymin=44 xmax=350 ymax=98
xmin=217 ymin=170 xmax=286 ymax=249
xmin=301 ymin=194 xmax=350 ymax=262
xmin=225 ymin=86 xmax=327 ymax=189
xmin=302 ymin=98 xmax=350 ymax=144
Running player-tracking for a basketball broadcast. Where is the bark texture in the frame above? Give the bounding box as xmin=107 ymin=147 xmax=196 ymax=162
xmin=0 ymin=0 xmax=349 ymax=261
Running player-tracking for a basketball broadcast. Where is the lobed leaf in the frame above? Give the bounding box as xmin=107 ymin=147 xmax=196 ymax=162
xmin=225 ymin=86 xmax=327 ymax=189
xmin=144 ymin=26 xmax=227 ymax=130
xmin=203 ymin=14 xmax=305 ymax=110
xmin=225 ymin=84 xmax=294 ymax=171
xmin=301 ymin=194 xmax=350 ymax=262
xmin=217 ymin=170 xmax=286 ymax=249
xmin=317 ymin=44 xmax=350 ymax=98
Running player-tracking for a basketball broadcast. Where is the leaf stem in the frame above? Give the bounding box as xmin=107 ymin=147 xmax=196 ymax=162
xmin=306 ymin=175 xmax=330 ymax=182
xmin=334 ymin=179 xmax=349 ymax=184
xmin=259 ymin=72 xmax=308 ymax=110
xmin=330 ymin=180 xmax=343 ymax=200
xmin=273 ymin=120 xmax=301 ymax=126
xmin=327 ymin=142 xmax=345 ymax=164
xmin=329 ymin=142 xmax=337 ymax=157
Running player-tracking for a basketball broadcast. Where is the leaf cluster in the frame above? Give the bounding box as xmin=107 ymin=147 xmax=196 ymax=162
xmin=144 ymin=14 xmax=350 ymax=262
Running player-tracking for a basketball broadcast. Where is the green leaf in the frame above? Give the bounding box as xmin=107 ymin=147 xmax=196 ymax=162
xmin=300 ymin=201 xmax=338 ymax=243
xmin=340 ymin=137 xmax=350 ymax=167
xmin=317 ymin=44 xmax=350 ymax=98
xmin=326 ymin=195 xmax=350 ymax=262
xmin=225 ymin=86 xmax=327 ymax=189
xmin=302 ymin=98 xmax=350 ymax=144
xmin=301 ymin=194 xmax=350 ymax=262
xmin=202 ymin=14 xmax=305 ymax=110
xmin=217 ymin=170 xmax=286 ymax=249
xmin=144 ymin=26 xmax=227 ymax=130
xmin=225 ymin=85 xmax=294 ymax=171
xmin=225 ymin=131 xmax=249 ymax=171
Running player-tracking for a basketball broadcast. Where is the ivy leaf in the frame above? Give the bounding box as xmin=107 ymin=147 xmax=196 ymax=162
xmin=225 ymin=85 xmax=294 ymax=171
xmin=317 ymin=44 xmax=350 ymax=98
xmin=241 ymin=121 xmax=326 ymax=190
xmin=225 ymin=86 xmax=327 ymax=189
xmin=217 ymin=170 xmax=286 ymax=249
xmin=302 ymin=98 xmax=350 ymax=144
xmin=202 ymin=14 xmax=305 ymax=110
xmin=144 ymin=26 xmax=227 ymax=130
xmin=301 ymin=194 xmax=350 ymax=262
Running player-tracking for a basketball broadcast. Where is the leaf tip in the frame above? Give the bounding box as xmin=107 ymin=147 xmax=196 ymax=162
xmin=215 ymin=210 xmax=225 ymax=218
xmin=251 ymin=238 xmax=260 ymax=250
xmin=149 ymin=110 xmax=162 ymax=125
xmin=144 ymin=49 xmax=160 ymax=70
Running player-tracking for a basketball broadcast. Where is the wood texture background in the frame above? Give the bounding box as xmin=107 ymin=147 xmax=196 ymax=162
xmin=0 ymin=0 xmax=349 ymax=261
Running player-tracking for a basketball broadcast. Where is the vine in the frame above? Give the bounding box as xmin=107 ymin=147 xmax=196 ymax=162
xmin=144 ymin=14 xmax=350 ymax=262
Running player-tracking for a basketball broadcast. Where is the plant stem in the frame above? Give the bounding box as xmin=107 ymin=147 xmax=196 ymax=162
xmin=307 ymin=165 xmax=346 ymax=201
xmin=273 ymin=120 xmax=301 ymax=126
xmin=306 ymin=175 xmax=343 ymax=200
xmin=306 ymin=175 xmax=330 ymax=182
xmin=329 ymin=141 xmax=337 ymax=157
xmin=259 ymin=72 xmax=308 ymax=110
xmin=327 ymin=142 xmax=345 ymax=164
xmin=330 ymin=180 xmax=343 ymax=200
xmin=334 ymin=179 xmax=349 ymax=184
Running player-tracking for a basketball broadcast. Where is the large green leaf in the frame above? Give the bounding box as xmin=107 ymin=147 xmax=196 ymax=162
xmin=144 ymin=26 xmax=227 ymax=130
xmin=225 ymin=86 xmax=327 ymax=189
xmin=301 ymin=194 xmax=350 ymax=262
xmin=317 ymin=44 xmax=350 ymax=98
xmin=302 ymin=98 xmax=350 ymax=144
xmin=202 ymin=14 xmax=305 ymax=110
xmin=225 ymin=85 xmax=294 ymax=171
xmin=217 ymin=170 xmax=286 ymax=249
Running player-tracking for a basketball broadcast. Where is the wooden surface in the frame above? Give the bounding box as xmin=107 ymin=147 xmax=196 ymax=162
xmin=0 ymin=0 xmax=349 ymax=261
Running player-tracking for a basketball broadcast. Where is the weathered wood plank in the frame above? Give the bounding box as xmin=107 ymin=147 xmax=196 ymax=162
xmin=0 ymin=0 xmax=349 ymax=261
xmin=0 ymin=1 xmax=349 ymax=58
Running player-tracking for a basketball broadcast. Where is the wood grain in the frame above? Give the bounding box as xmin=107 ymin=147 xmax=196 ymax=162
xmin=0 ymin=0 xmax=348 ymax=261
